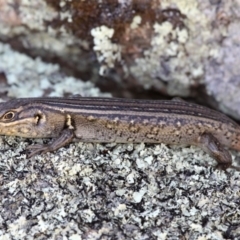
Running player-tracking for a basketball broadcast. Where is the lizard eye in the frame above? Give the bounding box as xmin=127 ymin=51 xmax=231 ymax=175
xmin=3 ymin=111 xmax=15 ymax=120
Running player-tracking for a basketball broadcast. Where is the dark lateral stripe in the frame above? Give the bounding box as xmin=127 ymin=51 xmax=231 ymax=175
xmin=13 ymin=97 xmax=237 ymax=126
xmin=22 ymin=104 xmax=233 ymax=128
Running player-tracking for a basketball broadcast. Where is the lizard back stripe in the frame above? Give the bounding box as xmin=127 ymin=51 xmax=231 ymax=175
xmin=8 ymin=97 xmax=237 ymax=127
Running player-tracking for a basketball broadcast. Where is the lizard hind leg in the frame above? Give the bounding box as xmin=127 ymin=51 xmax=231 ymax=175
xmin=197 ymin=132 xmax=232 ymax=169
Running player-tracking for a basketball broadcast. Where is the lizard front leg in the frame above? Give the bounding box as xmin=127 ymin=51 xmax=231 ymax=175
xmin=26 ymin=128 xmax=75 ymax=158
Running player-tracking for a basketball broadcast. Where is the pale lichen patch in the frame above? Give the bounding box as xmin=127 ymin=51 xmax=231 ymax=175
xmin=130 ymin=15 xmax=142 ymax=29
xmin=91 ymin=25 xmax=122 ymax=75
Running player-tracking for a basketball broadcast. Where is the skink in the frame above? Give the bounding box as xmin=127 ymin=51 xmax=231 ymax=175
xmin=0 ymin=97 xmax=239 ymax=168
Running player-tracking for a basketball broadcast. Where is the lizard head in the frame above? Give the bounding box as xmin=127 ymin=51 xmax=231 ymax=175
xmin=0 ymin=99 xmax=59 ymax=138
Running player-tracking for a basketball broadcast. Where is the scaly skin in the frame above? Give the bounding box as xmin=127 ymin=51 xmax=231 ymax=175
xmin=0 ymin=97 xmax=240 ymax=168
